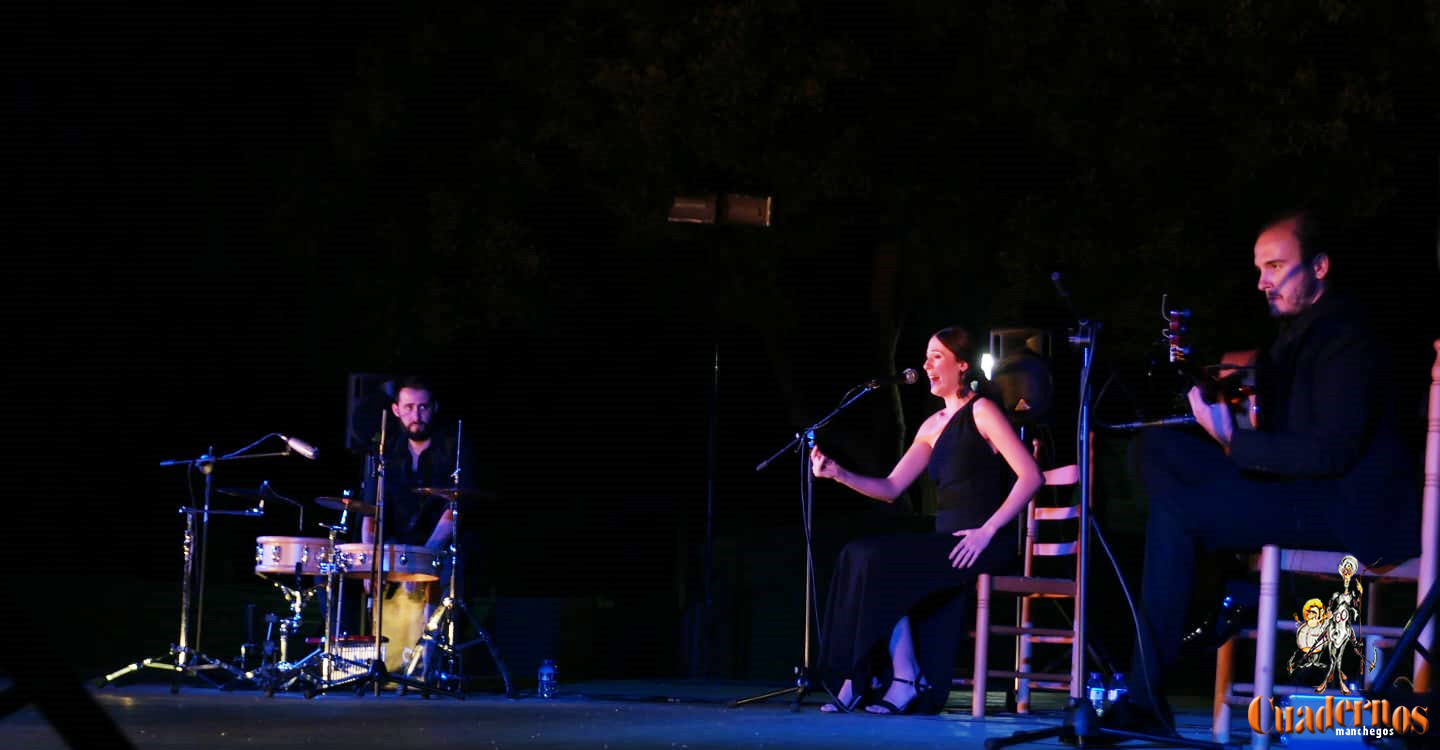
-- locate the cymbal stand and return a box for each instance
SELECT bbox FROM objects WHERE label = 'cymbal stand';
[98,444,288,691]
[728,382,881,710]
[401,420,514,697]
[310,412,449,699]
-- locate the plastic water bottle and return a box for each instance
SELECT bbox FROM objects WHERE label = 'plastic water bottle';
[1086,672,1107,716]
[537,659,558,699]
[1106,672,1128,708]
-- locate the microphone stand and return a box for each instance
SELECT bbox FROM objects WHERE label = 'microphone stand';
[988,286,1219,750]
[727,382,882,710]
[98,442,292,691]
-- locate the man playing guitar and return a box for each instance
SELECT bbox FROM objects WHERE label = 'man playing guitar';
[1117,211,1419,733]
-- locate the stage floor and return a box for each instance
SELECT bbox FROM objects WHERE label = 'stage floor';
[6,679,1237,749]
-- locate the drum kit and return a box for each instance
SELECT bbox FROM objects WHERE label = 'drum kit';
[238,486,502,698]
[97,420,513,699]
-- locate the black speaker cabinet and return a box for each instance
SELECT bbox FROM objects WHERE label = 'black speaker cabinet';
[346,373,397,453]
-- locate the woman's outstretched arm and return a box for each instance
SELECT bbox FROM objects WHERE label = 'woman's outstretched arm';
[810,427,934,503]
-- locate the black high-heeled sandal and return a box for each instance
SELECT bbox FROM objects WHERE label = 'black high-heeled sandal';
[865,676,928,715]
[819,691,863,713]
[819,677,872,713]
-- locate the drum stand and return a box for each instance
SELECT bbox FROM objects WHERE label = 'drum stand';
[269,578,321,672]
[225,566,324,695]
[98,448,281,691]
[305,514,380,693]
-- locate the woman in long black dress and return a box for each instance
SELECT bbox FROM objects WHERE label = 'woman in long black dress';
[811,326,1043,714]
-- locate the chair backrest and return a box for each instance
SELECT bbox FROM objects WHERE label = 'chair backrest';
[1020,461,1081,575]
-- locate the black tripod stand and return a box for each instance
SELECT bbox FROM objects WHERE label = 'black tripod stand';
[987,299,1219,750]
[99,440,295,691]
[399,536,513,698]
[727,378,892,709]
[401,420,515,698]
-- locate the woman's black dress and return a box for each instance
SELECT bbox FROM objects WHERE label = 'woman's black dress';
[818,396,1019,713]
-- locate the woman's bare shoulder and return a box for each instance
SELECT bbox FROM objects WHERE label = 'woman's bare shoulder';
[914,408,949,443]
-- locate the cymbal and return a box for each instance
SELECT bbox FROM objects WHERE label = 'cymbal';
[315,496,378,516]
[219,485,282,500]
[413,486,496,501]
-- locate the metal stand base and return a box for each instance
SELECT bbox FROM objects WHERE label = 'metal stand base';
[96,647,240,693]
[308,658,456,700]
[221,645,324,696]
[725,667,811,710]
[406,597,514,698]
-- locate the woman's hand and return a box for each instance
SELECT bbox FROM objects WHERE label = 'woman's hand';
[810,446,840,479]
[948,526,995,569]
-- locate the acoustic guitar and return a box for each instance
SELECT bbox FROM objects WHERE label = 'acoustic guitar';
[1163,300,1260,430]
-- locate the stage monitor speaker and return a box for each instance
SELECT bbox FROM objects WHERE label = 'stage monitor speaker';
[346,373,397,454]
[988,327,1054,427]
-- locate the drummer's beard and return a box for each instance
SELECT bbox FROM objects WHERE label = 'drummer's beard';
[405,420,432,441]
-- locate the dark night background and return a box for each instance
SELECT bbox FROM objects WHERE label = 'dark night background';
[10,1,1439,693]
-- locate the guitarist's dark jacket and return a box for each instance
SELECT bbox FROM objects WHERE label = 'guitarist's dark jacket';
[1230,291,1419,564]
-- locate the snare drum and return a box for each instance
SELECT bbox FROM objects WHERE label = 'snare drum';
[336,543,440,582]
[254,536,332,576]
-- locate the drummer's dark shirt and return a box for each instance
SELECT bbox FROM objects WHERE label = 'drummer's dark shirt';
[366,433,464,547]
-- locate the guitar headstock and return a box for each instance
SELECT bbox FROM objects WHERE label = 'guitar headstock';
[1162,294,1192,365]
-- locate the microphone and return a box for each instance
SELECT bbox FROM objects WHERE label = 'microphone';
[279,434,319,460]
[865,368,920,389]
[1104,415,1196,431]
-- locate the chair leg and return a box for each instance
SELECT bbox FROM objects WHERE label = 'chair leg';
[1251,545,1279,750]
[973,573,991,718]
[1016,595,1032,714]
[1213,636,1234,743]
[1418,578,1435,693]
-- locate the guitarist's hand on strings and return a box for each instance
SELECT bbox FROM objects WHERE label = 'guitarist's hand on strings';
[1187,385,1236,450]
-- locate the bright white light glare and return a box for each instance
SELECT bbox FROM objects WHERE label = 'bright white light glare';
[980,352,995,380]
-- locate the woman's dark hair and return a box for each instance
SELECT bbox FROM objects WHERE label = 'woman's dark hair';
[930,326,974,367]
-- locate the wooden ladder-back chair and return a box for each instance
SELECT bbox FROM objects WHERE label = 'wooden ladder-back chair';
[970,439,1086,717]
[1212,339,1439,748]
